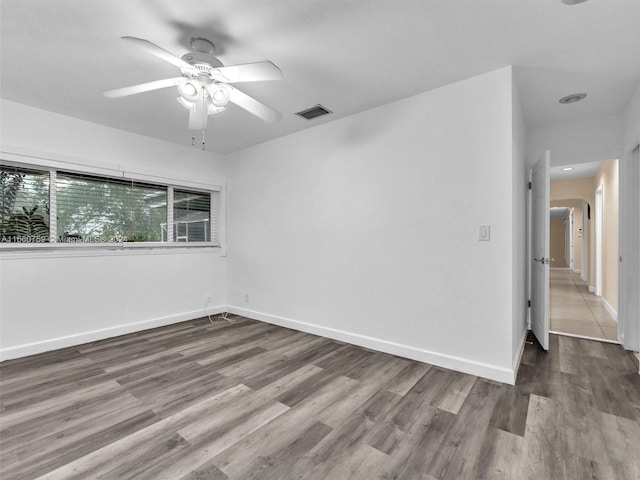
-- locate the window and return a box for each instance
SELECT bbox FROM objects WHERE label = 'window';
[173,189,211,242]
[0,162,220,248]
[57,172,166,243]
[1,166,50,243]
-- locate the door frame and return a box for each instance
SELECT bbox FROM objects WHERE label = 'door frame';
[529,149,639,359]
[595,184,604,297]
[563,217,568,267]
[619,145,640,352]
[569,208,574,271]
[582,201,589,283]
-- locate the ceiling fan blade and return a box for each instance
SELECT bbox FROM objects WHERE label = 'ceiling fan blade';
[189,90,208,130]
[122,36,196,73]
[214,61,282,83]
[103,77,184,98]
[229,86,281,123]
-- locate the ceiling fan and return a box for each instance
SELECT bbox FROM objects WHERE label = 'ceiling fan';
[104,36,282,130]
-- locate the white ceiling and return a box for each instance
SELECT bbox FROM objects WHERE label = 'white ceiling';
[550,159,602,180]
[1,0,639,155]
[550,207,570,220]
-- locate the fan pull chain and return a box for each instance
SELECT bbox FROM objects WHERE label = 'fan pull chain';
[192,136,196,146]
[202,129,206,150]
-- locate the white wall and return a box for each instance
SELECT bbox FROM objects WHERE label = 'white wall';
[225,67,519,383]
[512,79,529,372]
[594,159,620,314]
[527,113,624,167]
[0,100,227,359]
[623,85,640,152]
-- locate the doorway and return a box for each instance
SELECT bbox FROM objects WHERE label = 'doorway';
[547,160,619,342]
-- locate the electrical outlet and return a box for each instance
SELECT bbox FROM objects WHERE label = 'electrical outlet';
[479,225,491,241]
[244,293,249,303]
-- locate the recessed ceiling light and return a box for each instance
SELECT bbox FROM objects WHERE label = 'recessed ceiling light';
[562,167,574,171]
[559,93,587,104]
[562,0,588,4]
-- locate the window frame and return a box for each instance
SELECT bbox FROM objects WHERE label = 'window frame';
[0,156,224,253]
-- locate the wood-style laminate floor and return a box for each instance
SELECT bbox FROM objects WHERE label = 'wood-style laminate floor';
[1,316,639,480]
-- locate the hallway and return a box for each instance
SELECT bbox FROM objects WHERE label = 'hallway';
[550,268,618,342]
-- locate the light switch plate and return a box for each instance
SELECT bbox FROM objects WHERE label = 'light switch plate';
[479,225,491,241]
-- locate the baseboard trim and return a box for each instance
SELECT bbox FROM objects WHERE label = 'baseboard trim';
[601,297,618,322]
[2,305,519,384]
[0,306,226,362]
[589,286,596,293]
[571,268,581,274]
[227,306,516,385]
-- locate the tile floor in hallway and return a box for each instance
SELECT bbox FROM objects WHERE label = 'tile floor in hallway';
[550,268,618,341]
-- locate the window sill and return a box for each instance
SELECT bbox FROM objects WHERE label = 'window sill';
[0,242,225,260]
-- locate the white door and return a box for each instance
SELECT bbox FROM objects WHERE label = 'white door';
[531,151,550,350]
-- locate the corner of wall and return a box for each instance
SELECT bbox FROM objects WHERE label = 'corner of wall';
[511,68,529,369]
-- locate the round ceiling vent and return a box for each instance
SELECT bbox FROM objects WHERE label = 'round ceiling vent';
[559,93,587,104]
[562,0,588,4]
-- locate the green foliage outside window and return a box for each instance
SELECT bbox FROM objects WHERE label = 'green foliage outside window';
[0,169,50,243]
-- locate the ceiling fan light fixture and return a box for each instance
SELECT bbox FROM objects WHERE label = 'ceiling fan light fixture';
[178,96,226,116]
[178,81,199,102]
[176,96,193,110]
[561,167,574,171]
[210,84,231,107]
[207,99,226,115]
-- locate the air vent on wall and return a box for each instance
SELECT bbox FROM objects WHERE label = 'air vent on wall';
[295,104,333,120]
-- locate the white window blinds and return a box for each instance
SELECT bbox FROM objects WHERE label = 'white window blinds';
[173,189,215,243]
[56,172,167,243]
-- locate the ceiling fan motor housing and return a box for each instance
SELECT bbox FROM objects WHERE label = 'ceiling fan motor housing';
[191,37,215,54]
[180,51,224,78]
